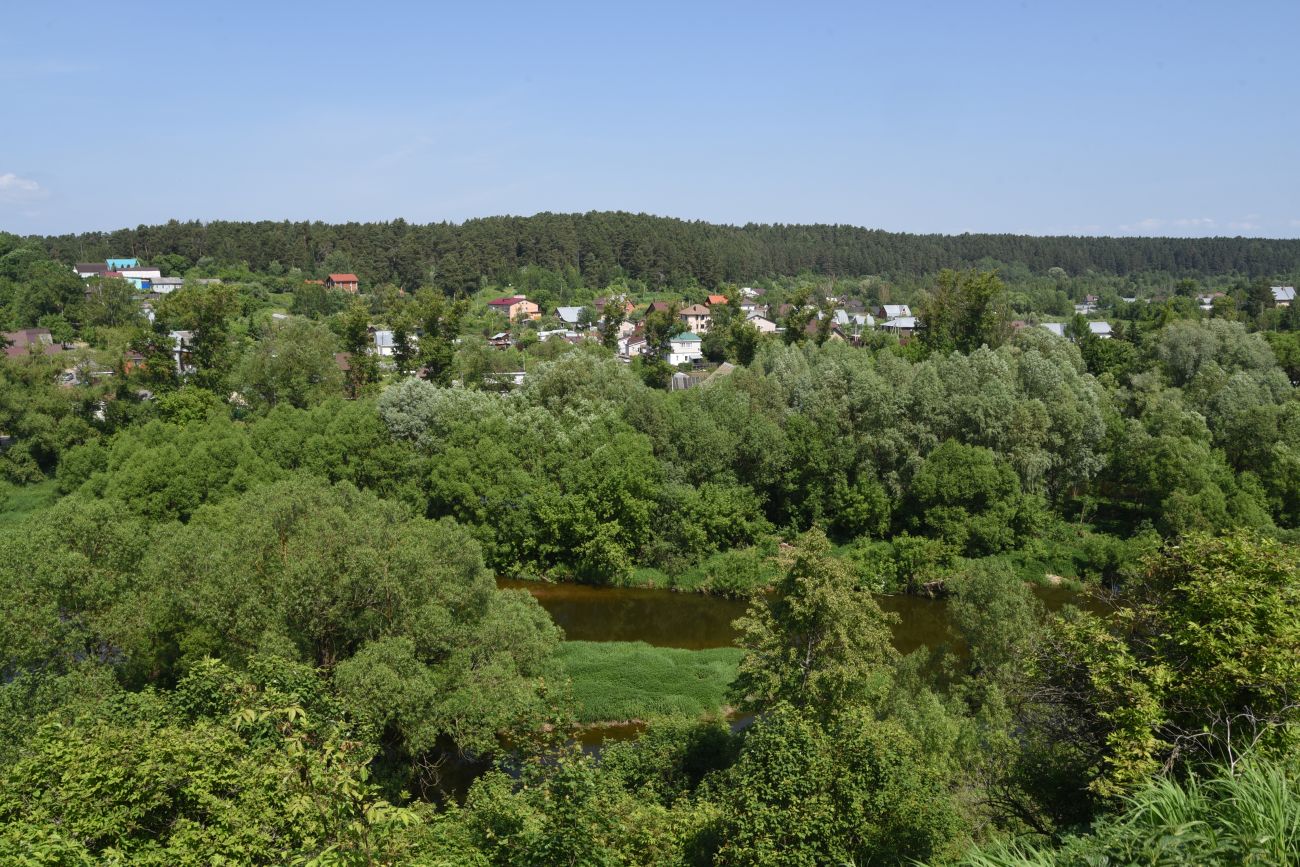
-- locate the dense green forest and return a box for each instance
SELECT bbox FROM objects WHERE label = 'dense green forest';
[1,226,1298,864]
[31,212,1300,290]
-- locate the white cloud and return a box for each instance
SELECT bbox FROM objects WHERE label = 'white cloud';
[0,172,46,203]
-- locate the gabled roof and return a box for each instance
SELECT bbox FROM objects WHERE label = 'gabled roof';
[1273,286,1297,302]
[679,304,711,316]
[882,316,917,329]
[327,273,359,283]
[880,304,911,318]
[1089,321,1113,336]
[75,262,108,274]
[645,300,674,314]
[706,294,728,306]
[488,294,528,307]
[1042,322,1066,336]
[555,306,585,324]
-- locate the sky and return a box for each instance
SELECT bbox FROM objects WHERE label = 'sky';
[2,0,1298,237]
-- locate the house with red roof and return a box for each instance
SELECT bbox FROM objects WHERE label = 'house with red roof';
[326,273,360,293]
[487,294,541,321]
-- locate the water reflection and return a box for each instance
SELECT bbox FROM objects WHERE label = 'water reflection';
[499,578,1105,654]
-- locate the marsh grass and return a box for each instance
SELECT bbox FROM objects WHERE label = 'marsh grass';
[951,753,1300,866]
[557,640,741,723]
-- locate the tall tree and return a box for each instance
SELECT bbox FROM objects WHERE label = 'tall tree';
[730,528,898,719]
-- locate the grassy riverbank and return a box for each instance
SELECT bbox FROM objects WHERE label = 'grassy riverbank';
[557,641,742,723]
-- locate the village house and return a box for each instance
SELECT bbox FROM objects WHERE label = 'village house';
[746,311,778,333]
[169,331,196,375]
[619,329,648,358]
[679,303,712,333]
[487,294,541,321]
[554,306,586,326]
[595,296,635,315]
[833,309,874,332]
[1273,286,1296,307]
[706,294,728,307]
[3,328,63,359]
[115,266,162,290]
[74,262,109,278]
[151,277,185,294]
[326,273,360,293]
[877,303,911,320]
[668,332,703,366]
[881,315,917,342]
[372,330,396,357]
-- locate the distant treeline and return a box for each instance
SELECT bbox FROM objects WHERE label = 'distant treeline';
[30,212,1300,289]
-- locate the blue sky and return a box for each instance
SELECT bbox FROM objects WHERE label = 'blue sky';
[2,0,1298,237]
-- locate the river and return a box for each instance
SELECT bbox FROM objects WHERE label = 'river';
[498,578,1104,655]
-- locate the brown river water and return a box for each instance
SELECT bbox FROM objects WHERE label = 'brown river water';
[497,578,1105,654]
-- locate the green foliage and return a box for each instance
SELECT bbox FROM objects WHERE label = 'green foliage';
[731,529,899,718]
[709,703,967,866]
[949,749,1300,867]
[919,268,1011,353]
[236,316,344,408]
[0,659,434,866]
[908,440,1044,555]
[556,641,741,722]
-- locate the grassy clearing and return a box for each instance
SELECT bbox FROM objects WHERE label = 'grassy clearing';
[0,479,60,530]
[557,640,741,723]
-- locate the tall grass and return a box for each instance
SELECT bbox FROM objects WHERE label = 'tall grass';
[556,640,741,723]
[0,479,60,530]
[948,752,1300,866]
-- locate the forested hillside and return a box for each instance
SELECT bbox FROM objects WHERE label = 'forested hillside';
[33,212,1300,291]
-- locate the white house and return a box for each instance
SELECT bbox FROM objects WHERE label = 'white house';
[746,311,778,333]
[668,332,703,366]
[877,304,911,319]
[1273,286,1296,307]
[881,316,917,339]
[1089,321,1113,339]
[833,309,874,333]
[114,267,162,290]
[619,331,648,357]
[151,277,185,294]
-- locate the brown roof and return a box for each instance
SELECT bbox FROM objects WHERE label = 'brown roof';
[327,273,359,283]
[680,304,711,316]
[706,294,728,306]
[76,262,109,274]
[4,328,62,359]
